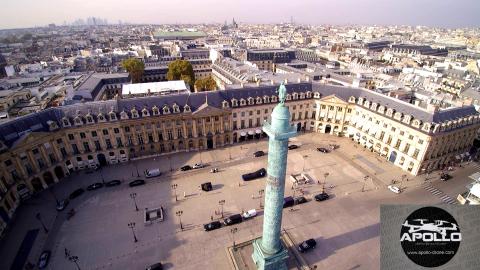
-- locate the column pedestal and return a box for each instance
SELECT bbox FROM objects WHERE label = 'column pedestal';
[252,238,288,270]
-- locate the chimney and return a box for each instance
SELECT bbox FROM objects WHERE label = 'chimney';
[414,100,420,106]
[297,78,301,83]
[305,76,310,82]
[240,82,244,88]
[256,80,260,87]
[284,79,288,84]
[270,80,274,85]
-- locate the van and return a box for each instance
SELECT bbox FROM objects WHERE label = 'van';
[145,168,161,178]
[242,168,267,181]
[201,182,212,191]
[242,209,257,219]
[224,214,243,225]
[283,196,294,208]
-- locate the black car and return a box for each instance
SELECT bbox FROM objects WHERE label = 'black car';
[242,168,267,181]
[253,151,265,157]
[288,144,299,150]
[440,173,452,181]
[204,221,222,231]
[317,147,330,153]
[146,262,163,270]
[180,165,193,171]
[201,182,213,192]
[87,182,104,191]
[283,196,295,208]
[314,192,330,201]
[69,188,85,200]
[129,179,146,187]
[224,214,243,226]
[298,238,317,253]
[56,199,69,211]
[294,196,308,205]
[38,250,51,269]
[105,180,122,187]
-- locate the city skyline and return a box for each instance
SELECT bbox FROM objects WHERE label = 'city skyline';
[0,0,479,30]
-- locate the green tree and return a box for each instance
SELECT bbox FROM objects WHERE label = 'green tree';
[121,58,145,83]
[194,76,217,92]
[167,60,195,87]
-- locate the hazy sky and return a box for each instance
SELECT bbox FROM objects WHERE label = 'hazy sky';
[0,0,479,29]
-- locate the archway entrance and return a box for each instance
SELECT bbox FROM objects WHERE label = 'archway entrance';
[31,178,43,192]
[389,151,398,163]
[233,133,238,143]
[54,166,65,179]
[325,125,332,134]
[97,153,107,166]
[207,133,214,149]
[43,171,54,186]
[296,122,301,132]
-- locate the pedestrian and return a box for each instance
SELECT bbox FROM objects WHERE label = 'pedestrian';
[317,180,320,185]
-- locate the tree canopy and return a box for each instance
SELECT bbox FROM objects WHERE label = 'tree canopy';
[194,76,217,92]
[167,60,195,87]
[121,58,145,83]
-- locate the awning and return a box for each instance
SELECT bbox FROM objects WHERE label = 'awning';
[255,129,262,134]
[248,131,254,135]
[240,132,247,136]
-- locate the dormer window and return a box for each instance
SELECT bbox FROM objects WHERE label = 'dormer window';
[364,100,370,107]
[240,99,246,106]
[348,96,356,103]
[142,108,150,117]
[248,97,254,105]
[163,105,170,114]
[314,92,321,98]
[222,100,229,108]
[131,108,139,118]
[422,123,431,132]
[403,115,412,124]
[120,111,129,120]
[371,103,378,110]
[86,115,94,124]
[386,108,394,117]
[74,116,83,126]
[231,99,238,107]
[299,93,305,99]
[306,91,312,98]
[292,92,298,100]
[109,112,117,121]
[378,106,385,114]
[286,94,292,101]
[394,112,402,120]
[263,96,270,103]
[256,97,262,104]
[184,104,191,112]
[271,96,278,102]
[62,117,71,127]
[152,106,159,116]
[172,103,180,113]
[412,120,421,128]
[357,97,364,105]
[98,113,106,122]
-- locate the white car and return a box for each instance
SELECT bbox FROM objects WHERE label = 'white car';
[388,185,401,194]
[193,163,205,169]
[242,209,257,219]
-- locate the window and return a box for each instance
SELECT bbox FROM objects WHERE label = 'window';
[408,135,414,140]
[394,140,401,149]
[413,149,420,159]
[37,159,45,169]
[105,139,113,149]
[114,128,120,134]
[249,111,253,116]
[124,126,130,132]
[403,143,410,154]
[347,108,352,113]
[68,134,74,140]
[72,144,79,155]
[338,107,343,112]
[32,148,39,155]
[94,141,101,151]
[127,136,133,146]
[60,147,67,158]
[233,113,237,118]
[116,137,123,147]
[400,131,405,136]
[4,160,12,166]
[83,142,91,152]
[49,153,56,163]
[56,138,63,144]
[91,131,97,137]
[241,112,245,117]
[103,129,109,135]
[418,139,424,144]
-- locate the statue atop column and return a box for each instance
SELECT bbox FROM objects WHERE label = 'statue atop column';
[277,83,287,104]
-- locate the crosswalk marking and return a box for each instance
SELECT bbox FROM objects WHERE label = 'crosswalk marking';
[423,184,457,205]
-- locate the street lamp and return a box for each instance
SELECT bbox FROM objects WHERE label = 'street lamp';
[362,176,369,192]
[134,161,140,178]
[323,172,329,193]
[127,222,138,242]
[218,200,225,218]
[171,184,178,201]
[35,213,48,233]
[302,155,308,172]
[48,187,59,205]
[231,227,238,250]
[176,210,184,230]
[99,167,105,184]
[67,254,81,270]
[168,156,173,172]
[258,189,264,208]
[129,193,139,211]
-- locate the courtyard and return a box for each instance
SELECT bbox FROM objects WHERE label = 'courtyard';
[0,133,476,270]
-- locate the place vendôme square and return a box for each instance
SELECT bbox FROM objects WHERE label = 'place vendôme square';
[0,1,480,270]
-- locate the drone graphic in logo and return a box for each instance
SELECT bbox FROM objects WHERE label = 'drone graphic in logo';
[402,219,459,237]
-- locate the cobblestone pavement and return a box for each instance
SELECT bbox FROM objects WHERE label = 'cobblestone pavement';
[1,132,476,270]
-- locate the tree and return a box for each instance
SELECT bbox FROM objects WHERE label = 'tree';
[167,60,195,87]
[194,76,217,92]
[122,58,145,83]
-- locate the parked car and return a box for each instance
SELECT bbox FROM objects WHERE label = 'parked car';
[56,199,69,211]
[193,163,206,169]
[224,214,243,226]
[288,144,299,150]
[105,180,122,187]
[253,151,265,157]
[388,185,401,194]
[146,262,163,270]
[204,221,222,231]
[145,168,161,178]
[129,179,146,187]
[242,209,257,219]
[317,147,330,153]
[180,165,192,171]
[69,188,85,200]
[440,173,452,181]
[283,196,295,208]
[38,250,51,269]
[87,182,104,191]
[201,182,213,192]
[242,168,267,181]
[314,192,330,201]
[294,196,308,205]
[298,239,317,253]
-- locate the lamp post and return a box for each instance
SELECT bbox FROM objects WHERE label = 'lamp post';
[218,200,225,218]
[302,154,308,172]
[129,193,139,211]
[323,172,329,192]
[48,187,59,205]
[127,222,138,242]
[231,227,238,250]
[362,176,368,192]
[168,156,173,172]
[67,254,81,270]
[35,213,48,233]
[171,184,178,201]
[99,167,105,184]
[176,210,183,230]
[134,161,140,178]
[258,189,264,208]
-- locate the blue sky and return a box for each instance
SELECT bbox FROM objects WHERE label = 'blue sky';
[0,0,479,29]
